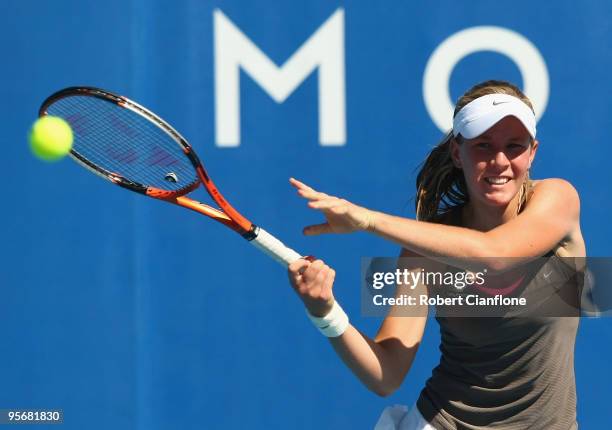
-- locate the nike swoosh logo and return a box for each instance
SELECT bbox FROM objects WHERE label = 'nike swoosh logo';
[492,100,510,106]
[543,271,553,279]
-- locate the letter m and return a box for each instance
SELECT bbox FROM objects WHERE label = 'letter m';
[214,8,346,147]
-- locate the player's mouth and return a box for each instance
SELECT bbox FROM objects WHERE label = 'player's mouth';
[484,176,511,185]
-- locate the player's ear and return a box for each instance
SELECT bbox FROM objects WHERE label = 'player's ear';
[450,136,462,169]
[528,139,539,167]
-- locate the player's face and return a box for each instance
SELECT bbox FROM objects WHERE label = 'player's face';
[452,116,538,209]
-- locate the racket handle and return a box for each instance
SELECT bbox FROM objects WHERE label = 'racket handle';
[250,227,303,266]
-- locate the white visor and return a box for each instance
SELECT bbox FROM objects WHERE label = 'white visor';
[452,93,536,139]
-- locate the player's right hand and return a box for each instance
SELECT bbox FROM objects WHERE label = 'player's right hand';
[288,258,336,317]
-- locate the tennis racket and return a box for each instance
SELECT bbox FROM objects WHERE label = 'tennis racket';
[39,86,305,266]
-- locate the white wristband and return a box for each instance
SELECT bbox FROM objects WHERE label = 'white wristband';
[306,301,350,338]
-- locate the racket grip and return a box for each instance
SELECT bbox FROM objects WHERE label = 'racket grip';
[250,227,303,266]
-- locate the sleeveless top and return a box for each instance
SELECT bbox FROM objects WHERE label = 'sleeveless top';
[416,206,581,429]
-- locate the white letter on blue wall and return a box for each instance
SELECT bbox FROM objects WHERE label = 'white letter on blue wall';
[423,26,549,133]
[214,8,346,147]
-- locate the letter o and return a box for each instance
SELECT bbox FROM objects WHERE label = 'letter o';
[423,26,549,133]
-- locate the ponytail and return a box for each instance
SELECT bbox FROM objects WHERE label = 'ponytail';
[415,132,468,221]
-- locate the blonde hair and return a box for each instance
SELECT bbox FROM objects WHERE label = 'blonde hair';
[415,80,535,222]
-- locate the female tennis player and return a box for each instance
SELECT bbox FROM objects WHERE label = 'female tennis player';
[287,80,584,429]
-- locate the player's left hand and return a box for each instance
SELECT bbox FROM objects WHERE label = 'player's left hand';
[289,177,374,235]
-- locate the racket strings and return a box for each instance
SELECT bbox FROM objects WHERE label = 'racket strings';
[46,95,198,192]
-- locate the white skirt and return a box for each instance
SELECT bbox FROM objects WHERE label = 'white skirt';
[374,404,437,430]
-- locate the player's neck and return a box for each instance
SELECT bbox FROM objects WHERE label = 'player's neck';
[462,198,519,232]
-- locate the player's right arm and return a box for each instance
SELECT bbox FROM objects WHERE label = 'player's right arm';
[288,249,429,397]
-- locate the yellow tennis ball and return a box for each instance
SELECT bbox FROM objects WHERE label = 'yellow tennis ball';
[29,116,74,161]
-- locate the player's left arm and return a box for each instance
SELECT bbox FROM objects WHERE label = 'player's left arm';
[371,179,579,270]
[293,178,580,271]
[483,178,580,259]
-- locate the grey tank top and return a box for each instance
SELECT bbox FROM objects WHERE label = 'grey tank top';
[416,252,581,429]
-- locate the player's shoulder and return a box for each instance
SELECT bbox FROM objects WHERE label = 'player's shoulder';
[527,178,580,219]
[530,178,580,201]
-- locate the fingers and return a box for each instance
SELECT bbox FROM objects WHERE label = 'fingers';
[290,177,330,201]
[291,259,327,286]
[301,259,324,282]
[301,260,332,296]
[308,198,345,210]
[303,223,333,236]
[288,258,310,276]
[320,267,336,302]
[289,177,312,191]
[288,259,336,316]
[298,188,329,201]
[290,178,357,234]
[288,257,313,284]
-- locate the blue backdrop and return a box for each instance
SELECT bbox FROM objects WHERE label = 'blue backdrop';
[2,1,611,428]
